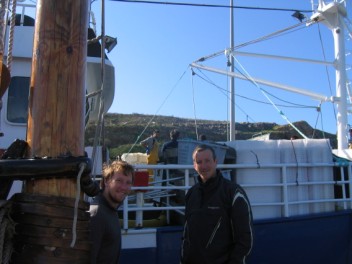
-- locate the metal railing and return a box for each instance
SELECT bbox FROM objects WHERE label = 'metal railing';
[121,161,352,230]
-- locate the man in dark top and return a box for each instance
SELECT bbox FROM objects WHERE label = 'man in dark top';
[161,129,180,164]
[181,144,253,264]
[89,160,135,264]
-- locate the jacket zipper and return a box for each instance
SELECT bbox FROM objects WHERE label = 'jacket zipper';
[206,217,222,248]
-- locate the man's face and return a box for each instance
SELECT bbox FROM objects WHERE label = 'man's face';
[104,171,133,205]
[193,149,217,183]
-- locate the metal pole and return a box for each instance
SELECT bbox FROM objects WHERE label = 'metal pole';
[335,21,348,150]
[313,2,349,149]
[229,0,235,140]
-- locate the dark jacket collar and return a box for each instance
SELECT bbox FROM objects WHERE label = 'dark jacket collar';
[197,170,222,191]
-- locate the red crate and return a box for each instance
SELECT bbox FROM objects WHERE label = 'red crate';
[133,171,149,192]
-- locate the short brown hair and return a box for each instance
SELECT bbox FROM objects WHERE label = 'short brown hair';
[192,144,216,161]
[100,160,135,188]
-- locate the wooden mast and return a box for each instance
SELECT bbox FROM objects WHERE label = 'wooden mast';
[25,0,88,197]
[9,1,91,261]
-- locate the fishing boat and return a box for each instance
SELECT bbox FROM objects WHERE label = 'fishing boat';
[0,0,351,264]
[118,1,352,264]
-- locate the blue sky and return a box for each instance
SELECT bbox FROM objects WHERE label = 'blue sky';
[91,0,352,135]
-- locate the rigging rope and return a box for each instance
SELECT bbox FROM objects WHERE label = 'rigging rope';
[312,104,322,138]
[192,65,328,140]
[90,0,106,181]
[0,0,8,57]
[232,55,309,139]
[70,163,85,248]
[190,14,335,138]
[194,21,307,63]
[317,23,336,124]
[127,67,188,154]
[192,66,258,138]
[113,0,313,13]
[91,83,104,180]
[6,0,16,72]
[0,2,13,260]
[0,0,8,135]
[289,139,300,185]
[192,67,317,117]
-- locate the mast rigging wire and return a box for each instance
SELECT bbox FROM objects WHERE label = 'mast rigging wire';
[192,68,257,123]
[189,13,339,136]
[232,55,308,139]
[191,65,329,138]
[316,23,337,124]
[91,0,106,180]
[108,0,348,139]
[194,21,308,63]
[112,0,313,13]
[192,68,318,110]
[127,67,188,154]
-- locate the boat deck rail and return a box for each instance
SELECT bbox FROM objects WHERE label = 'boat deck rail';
[120,161,352,230]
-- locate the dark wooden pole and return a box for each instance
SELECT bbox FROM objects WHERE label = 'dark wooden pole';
[10,2,91,262]
[26,0,88,197]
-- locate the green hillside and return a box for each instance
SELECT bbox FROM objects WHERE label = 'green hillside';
[85,113,337,159]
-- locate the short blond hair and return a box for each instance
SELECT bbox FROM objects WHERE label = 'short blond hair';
[100,160,135,189]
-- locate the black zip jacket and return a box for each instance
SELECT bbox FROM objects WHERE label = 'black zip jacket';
[181,170,253,264]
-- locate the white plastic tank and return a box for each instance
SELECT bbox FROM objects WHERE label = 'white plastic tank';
[226,140,282,219]
[305,139,334,213]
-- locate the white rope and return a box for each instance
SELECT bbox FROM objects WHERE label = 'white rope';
[70,163,86,248]
[0,0,9,56]
[6,0,17,72]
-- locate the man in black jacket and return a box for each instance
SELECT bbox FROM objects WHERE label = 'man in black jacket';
[181,144,253,264]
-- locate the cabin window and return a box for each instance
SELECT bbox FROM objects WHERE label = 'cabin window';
[7,77,29,124]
